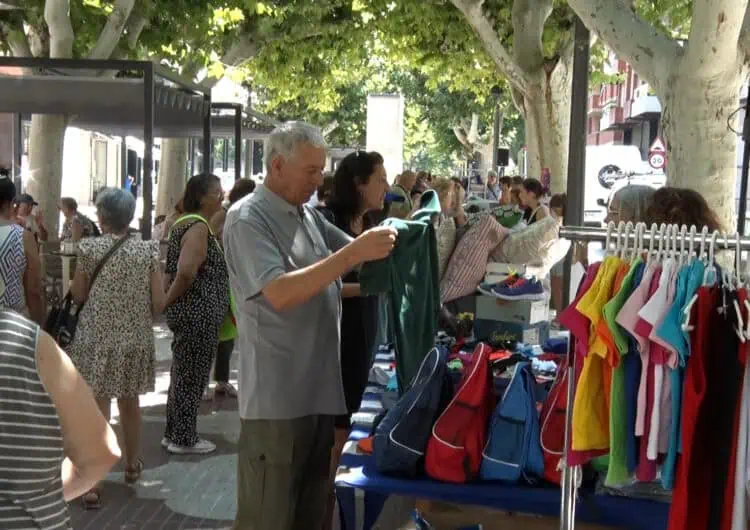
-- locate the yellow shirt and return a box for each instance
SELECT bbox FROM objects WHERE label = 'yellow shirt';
[571,256,621,451]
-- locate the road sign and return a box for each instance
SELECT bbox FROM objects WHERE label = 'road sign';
[648,136,666,169]
[648,151,666,170]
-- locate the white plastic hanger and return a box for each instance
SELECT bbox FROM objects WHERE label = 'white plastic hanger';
[615,221,626,258]
[683,227,714,333]
[679,225,688,266]
[647,223,658,266]
[619,222,632,260]
[687,225,697,264]
[722,233,733,287]
[605,222,616,256]
[634,223,645,264]
[656,224,668,263]
[702,230,720,285]
[699,226,709,262]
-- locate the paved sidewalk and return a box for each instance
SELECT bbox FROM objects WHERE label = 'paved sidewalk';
[69,324,239,530]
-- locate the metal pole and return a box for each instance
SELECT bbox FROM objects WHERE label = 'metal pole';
[13,113,22,188]
[234,105,242,181]
[492,104,500,172]
[202,95,212,173]
[737,99,750,235]
[120,136,127,188]
[142,64,154,240]
[559,15,590,530]
[189,138,195,177]
[562,16,591,308]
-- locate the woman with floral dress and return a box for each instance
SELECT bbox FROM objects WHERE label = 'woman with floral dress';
[163,173,230,455]
[68,188,164,509]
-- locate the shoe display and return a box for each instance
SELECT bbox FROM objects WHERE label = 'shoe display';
[477,274,520,296]
[490,277,546,301]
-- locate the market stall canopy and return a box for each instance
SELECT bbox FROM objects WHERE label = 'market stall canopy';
[0,60,211,139]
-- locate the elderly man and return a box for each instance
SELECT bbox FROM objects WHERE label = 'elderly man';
[223,121,397,530]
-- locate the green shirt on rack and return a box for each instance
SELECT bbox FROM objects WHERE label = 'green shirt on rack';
[604,258,642,486]
[359,190,441,392]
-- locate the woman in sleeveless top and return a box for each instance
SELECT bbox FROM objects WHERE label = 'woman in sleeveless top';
[67,188,165,508]
[163,174,230,455]
[519,177,549,226]
[206,178,255,399]
[0,177,44,324]
[0,311,120,530]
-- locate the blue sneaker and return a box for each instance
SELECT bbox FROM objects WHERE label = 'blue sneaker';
[491,277,546,301]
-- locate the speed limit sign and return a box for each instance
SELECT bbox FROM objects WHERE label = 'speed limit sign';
[648,137,666,169]
[648,151,665,170]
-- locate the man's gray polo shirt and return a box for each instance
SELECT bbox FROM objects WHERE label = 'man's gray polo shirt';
[223,185,352,420]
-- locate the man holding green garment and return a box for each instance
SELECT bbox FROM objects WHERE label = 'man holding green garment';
[223,121,397,530]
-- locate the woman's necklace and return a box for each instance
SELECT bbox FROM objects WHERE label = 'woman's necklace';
[350,216,364,236]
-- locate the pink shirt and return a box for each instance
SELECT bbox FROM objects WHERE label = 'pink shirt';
[616,263,659,355]
[634,268,662,437]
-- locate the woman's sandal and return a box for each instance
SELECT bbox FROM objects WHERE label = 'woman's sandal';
[81,489,101,510]
[124,458,144,485]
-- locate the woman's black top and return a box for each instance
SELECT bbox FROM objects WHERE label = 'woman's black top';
[318,204,380,422]
[523,205,543,225]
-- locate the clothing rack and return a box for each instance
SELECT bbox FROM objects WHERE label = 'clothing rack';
[556,223,750,530]
[560,225,750,251]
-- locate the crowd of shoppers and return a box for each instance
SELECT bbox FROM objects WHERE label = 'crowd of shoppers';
[0,120,731,530]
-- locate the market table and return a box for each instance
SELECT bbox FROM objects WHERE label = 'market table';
[334,347,670,530]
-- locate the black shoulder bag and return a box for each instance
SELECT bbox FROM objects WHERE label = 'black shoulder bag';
[45,235,131,347]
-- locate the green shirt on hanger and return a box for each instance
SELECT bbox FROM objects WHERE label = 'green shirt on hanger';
[604,258,642,486]
[359,190,441,392]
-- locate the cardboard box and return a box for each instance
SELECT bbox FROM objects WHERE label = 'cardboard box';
[474,319,550,346]
[414,500,613,530]
[475,295,549,326]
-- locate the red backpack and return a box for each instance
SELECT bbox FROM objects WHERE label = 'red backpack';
[425,343,493,483]
[539,354,570,485]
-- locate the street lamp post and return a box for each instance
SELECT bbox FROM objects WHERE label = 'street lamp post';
[491,85,503,173]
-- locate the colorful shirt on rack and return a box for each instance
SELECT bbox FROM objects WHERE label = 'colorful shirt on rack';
[622,263,646,474]
[572,256,621,451]
[655,262,692,490]
[730,290,750,530]
[604,259,642,486]
[635,268,662,482]
[726,288,748,530]
[648,262,680,460]
[668,286,718,530]
[559,262,609,466]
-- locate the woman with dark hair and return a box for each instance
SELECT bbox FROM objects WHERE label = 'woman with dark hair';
[318,151,388,514]
[0,176,44,324]
[644,187,723,231]
[519,178,549,225]
[162,173,230,455]
[205,178,256,399]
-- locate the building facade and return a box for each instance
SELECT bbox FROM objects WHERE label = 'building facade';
[587,53,662,160]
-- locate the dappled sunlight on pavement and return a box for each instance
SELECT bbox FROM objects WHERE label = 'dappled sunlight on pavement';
[69,323,239,530]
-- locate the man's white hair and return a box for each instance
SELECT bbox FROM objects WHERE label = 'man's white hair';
[264,121,327,174]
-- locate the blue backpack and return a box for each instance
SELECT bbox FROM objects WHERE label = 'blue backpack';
[374,346,449,477]
[479,362,544,483]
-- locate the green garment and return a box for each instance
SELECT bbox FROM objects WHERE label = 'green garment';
[603,258,642,486]
[360,190,441,392]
